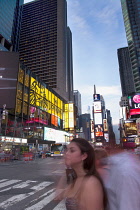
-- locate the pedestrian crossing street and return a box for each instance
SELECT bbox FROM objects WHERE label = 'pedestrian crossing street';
[0,178,66,210]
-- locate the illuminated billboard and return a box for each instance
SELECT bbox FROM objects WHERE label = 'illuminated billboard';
[128,94,140,115]
[104,133,109,142]
[136,118,140,136]
[64,103,74,130]
[93,94,100,101]
[124,121,137,136]
[94,124,103,137]
[44,127,71,143]
[30,77,63,119]
[94,113,102,125]
[91,120,94,133]
[94,101,101,113]
[103,119,108,132]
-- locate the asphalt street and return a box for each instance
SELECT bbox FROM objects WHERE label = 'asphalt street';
[0,157,66,210]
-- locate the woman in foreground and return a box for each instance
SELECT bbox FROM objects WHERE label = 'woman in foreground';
[56,138,107,210]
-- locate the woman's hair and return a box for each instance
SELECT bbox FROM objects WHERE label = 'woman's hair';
[71,138,96,175]
[70,138,108,208]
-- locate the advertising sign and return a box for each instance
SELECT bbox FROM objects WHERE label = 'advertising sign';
[94,124,103,137]
[91,120,94,133]
[30,77,63,119]
[104,133,109,142]
[93,94,100,101]
[64,103,74,130]
[94,101,101,113]
[128,94,140,115]
[136,118,140,136]
[94,113,102,125]
[44,127,71,143]
[103,119,108,132]
[95,136,103,142]
[124,121,137,136]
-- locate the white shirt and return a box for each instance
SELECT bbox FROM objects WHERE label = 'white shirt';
[106,152,140,210]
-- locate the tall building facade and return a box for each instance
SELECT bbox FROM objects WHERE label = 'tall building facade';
[67,27,74,102]
[120,0,140,92]
[19,0,73,102]
[0,0,23,51]
[73,90,82,117]
[117,47,135,96]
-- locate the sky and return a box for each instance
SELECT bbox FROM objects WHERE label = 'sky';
[24,0,128,140]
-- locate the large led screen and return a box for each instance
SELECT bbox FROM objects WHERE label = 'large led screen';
[94,124,103,137]
[44,127,70,143]
[94,113,102,125]
[94,101,101,113]
[128,94,140,115]
[93,94,100,101]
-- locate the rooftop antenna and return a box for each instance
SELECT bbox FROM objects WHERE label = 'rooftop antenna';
[94,84,96,94]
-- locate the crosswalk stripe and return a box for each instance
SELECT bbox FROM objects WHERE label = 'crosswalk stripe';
[53,200,66,210]
[24,188,55,210]
[0,180,37,192]
[25,191,55,210]
[0,181,53,209]
[0,179,8,183]
[31,181,53,190]
[0,179,21,189]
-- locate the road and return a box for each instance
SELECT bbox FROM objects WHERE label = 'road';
[0,157,66,210]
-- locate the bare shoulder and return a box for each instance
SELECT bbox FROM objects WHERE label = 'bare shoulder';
[85,176,102,185]
[80,176,104,209]
[83,176,103,192]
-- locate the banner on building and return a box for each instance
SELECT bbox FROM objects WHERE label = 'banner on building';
[103,119,108,132]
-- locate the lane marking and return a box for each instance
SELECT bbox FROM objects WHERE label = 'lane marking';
[53,200,66,210]
[0,180,21,189]
[25,190,55,210]
[52,170,64,174]
[31,181,53,190]
[25,188,55,209]
[0,179,8,183]
[0,180,37,192]
[0,181,53,209]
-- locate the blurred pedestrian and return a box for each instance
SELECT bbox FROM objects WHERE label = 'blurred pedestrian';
[94,148,109,185]
[55,138,107,210]
[106,151,140,210]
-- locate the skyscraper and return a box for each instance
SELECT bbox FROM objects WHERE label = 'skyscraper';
[0,0,23,51]
[118,47,135,96]
[73,90,82,117]
[120,0,140,92]
[19,0,73,102]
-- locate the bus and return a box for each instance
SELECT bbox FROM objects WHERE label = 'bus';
[50,143,68,157]
[122,136,136,149]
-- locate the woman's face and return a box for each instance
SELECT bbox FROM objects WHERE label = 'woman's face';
[65,142,86,168]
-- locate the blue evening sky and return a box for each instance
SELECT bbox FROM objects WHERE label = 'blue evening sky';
[24,0,127,138]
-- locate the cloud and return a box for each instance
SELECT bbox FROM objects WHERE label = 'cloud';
[90,4,120,29]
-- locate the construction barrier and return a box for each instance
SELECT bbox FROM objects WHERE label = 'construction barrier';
[23,152,33,161]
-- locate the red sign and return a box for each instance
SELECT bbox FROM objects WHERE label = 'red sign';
[130,109,140,115]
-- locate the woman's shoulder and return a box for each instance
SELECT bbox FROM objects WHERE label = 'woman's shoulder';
[83,176,103,191]
[85,175,101,183]
[81,176,104,204]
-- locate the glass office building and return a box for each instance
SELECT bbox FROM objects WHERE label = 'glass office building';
[19,0,73,102]
[0,0,23,51]
[118,47,135,96]
[120,0,140,92]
